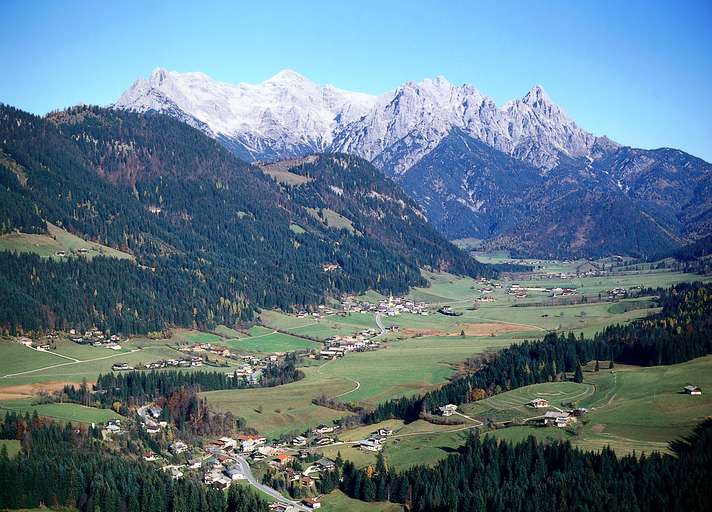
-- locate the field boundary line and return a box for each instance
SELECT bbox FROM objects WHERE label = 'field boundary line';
[27,345,80,363]
[2,348,141,379]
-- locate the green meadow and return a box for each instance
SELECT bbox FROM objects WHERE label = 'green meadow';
[0,222,133,261]
[458,356,712,455]
[0,398,122,424]
[0,439,22,457]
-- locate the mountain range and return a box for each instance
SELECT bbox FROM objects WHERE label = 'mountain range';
[115,69,712,258]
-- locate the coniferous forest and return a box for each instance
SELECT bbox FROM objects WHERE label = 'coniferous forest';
[339,421,712,511]
[65,354,303,407]
[0,104,493,336]
[0,414,268,512]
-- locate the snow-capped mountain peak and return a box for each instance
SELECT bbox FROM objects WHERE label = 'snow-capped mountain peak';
[114,68,607,170]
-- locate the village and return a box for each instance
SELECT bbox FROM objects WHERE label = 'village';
[92,403,404,511]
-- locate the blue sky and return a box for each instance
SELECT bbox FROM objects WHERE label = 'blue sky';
[2,0,711,160]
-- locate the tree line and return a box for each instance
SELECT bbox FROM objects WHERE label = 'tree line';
[340,420,712,511]
[64,354,303,407]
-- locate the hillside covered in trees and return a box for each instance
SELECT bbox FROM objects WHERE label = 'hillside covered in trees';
[0,104,491,335]
[340,420,712,511]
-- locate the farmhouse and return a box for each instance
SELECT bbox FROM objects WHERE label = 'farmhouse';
[302,497,321,510]
[684,385,702,395]
[224,467,245,480]
[170,441,188,454]
[438,404,458,417]
[543,411,576,428]
[111,362,132,371]
[312,425,335,435]
[359,438,384,452]
[315,458,336,471]
[528,398,550,408]
[292,435,307,446]
[238,434,266,452]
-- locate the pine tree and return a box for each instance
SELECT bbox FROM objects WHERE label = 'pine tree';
[574,362,583,383]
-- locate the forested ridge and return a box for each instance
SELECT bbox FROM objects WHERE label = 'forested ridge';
[0,104,491,335]
[281,153,493,277]
[365,282,712,422]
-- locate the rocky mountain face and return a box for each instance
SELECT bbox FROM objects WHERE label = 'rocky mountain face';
[114,69,712,258]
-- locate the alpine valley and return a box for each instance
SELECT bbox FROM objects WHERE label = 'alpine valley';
[116,69,712,259]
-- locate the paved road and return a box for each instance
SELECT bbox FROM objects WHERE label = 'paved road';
[231,454,308,511]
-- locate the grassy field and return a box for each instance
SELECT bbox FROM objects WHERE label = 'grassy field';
[461,381,594,423]
[0,222,133,260]
[315,335,516,406]
[227,327,321,353]
[0,439,22,457]
[0,339,185,386]
[315,419,476,471]
[458,356,712,454]
[0,398,123,424]
[318,356,712,472]
[202,367,354,439]
[320,490,401,512]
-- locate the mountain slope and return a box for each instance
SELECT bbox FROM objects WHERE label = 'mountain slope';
[113,69,712,258]
[260,153,490,276]
[399,129,542,240]
[0,104,488,334]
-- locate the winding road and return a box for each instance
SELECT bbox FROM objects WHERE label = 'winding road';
[231,454,308,510]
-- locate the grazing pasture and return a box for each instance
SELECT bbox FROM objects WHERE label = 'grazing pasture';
[0,398,122,424]
[0,222,133,260]
[458,356,712,454]
[201,368,353,439]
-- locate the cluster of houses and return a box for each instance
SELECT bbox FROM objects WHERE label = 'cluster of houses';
[297,304,337,319]
[111,356,204,372]
[178,342,233,359]
[141,429,336,510]
[139,404,168,434]
[16,328,124,351]
[550,287,577,297]
[291,424,340,447]
[506,283,577,299]
[438,404,458,417]
[225,353,286,384]
[336,294,429,317]
[526,398,586,428]
[356,427,393,452]
[319,331,383,360]
[70,329,124,350]
[17,336,51,350]
[606,286,642,300]
[54,247,91,258]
